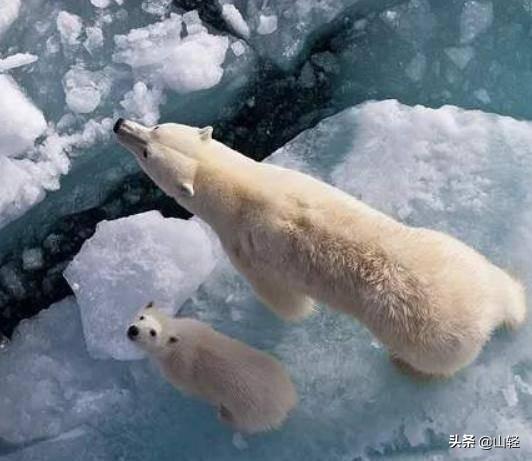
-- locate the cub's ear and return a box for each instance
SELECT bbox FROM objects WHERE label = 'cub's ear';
[198,126,213,141]
[179,183,194,197]
[145,301,154,309]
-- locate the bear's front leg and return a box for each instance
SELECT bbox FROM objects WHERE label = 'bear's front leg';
[248,273,316,321]
[225,245,316,321]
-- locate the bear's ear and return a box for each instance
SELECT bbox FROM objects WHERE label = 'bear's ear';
[198,126,213,142]
[145,301,154,309]
[179,183,194,197]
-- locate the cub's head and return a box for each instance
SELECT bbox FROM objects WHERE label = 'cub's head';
[114,118,213,200]
[126,302,179,355]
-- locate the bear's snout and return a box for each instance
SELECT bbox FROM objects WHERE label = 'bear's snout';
[113,118,125,133]
[127,325,139,340]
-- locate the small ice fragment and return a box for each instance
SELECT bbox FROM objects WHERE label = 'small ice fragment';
[142,0,172,16]
[231,40,246,57]
[22,248,44,271]
[56,11,83,46]
[461,1,493,44]
[257,14,278,35]
[0,332,8,351]
[405,53,427,82]
[90,0,111,8]
[84,26,104,53]
[221,3,250,39]
[232,432,248,450]
[0,53,38,72]
[0,0,21,37]
[474,88,491,104]
[502,384,519,407]
[120,81,163,126]
[445,46,475,70]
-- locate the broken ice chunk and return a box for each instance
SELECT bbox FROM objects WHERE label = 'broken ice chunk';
[56,11,83,47]
[64,211,218,360]
[22,247,44,271]
[120,81,163,126]
[257,14,278,35]
[0,53,38,72]
[221,3,250,39]
[0,75,46,157]
[0,0,21,38]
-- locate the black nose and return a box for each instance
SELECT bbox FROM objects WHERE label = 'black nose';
[127,325,139,339]
[113,118,125,133]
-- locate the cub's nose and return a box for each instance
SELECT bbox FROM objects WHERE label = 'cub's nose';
[113,118,125,133]
[127,325,139,340]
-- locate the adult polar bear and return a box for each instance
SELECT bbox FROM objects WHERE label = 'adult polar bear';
[114,118,526,377]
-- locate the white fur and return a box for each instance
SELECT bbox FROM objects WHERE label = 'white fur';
[116,120,527,377]
[128,305,298,433]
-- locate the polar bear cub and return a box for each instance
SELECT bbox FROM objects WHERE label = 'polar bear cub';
[115,118,527,378]
[127,303,298,433]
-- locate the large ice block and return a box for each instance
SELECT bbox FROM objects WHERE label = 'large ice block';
[64,211,218,360]
[0,297,132,445]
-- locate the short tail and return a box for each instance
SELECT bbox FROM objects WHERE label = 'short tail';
[503,276,527,330]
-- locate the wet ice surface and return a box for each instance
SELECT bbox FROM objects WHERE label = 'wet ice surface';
[1,100,531,460]
[64,211,217,360]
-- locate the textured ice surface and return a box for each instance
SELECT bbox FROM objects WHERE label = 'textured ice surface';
[0,297,132,445]
[64,211,218,360]
[4,100,531,460]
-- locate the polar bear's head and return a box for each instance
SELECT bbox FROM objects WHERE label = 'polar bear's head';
[126,302,180,355]
[114,118,213,200]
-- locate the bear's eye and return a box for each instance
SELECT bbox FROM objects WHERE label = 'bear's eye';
[150,329,156,337]
[142,148,149,159]
[168,336,178,344]
[139,316,145,321]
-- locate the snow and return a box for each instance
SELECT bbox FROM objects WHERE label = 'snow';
[0,75,46,158]
[0,0,20,38]
[221,3,250,39]
[0,53,38,72]
[64,211,218,360]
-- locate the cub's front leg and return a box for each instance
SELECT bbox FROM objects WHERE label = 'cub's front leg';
[224,242,316,321]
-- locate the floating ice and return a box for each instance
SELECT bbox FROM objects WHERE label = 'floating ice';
[256,14,278,35]
[63,66,111,114]
[0,0,20,38]
[22,247,44,271]
[0,75,46,158]
[460,0,494,44]
[221,3,250,39]
[56,11,83,47]
[64,211,218,360]
[0,298,132,445]
[113,13,229,94]
[0,53,38,72]
[120,81,164,126]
